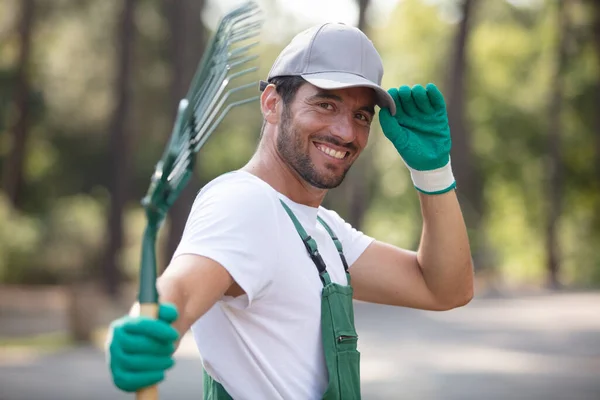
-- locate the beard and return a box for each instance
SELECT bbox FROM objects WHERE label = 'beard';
[276,106,354,189]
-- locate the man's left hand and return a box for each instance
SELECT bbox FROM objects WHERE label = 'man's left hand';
[379,83,456,195]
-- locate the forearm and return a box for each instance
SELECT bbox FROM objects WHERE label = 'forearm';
[417,190,474,307]
[126,280,189,351]
[156,275,193,345]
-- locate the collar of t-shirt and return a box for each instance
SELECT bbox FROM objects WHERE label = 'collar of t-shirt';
[234,170,322,229]
[277,192,320,229]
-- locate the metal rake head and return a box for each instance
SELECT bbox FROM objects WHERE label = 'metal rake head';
[141,1,262,222]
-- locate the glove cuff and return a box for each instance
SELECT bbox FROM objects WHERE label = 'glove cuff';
[407,159,456,195]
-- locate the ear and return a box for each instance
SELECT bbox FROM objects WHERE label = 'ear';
[260,84,280,125]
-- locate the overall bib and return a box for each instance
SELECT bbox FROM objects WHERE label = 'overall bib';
[203,200,361,399]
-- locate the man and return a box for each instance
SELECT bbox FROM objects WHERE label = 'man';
[106,23,473,399]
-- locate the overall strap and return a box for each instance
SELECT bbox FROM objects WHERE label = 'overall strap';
[280,200,352,285]
[280,200,331,285]
[316,216,349,273]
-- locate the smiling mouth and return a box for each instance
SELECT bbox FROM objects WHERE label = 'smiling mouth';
[314,143,349,160]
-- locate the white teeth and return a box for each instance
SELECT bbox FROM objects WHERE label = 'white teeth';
[317,144,346,160]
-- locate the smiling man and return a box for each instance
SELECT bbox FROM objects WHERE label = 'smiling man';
[107,23,474,400]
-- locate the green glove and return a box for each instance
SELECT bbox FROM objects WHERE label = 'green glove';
[107,303,180,392]
[379,83,456,195]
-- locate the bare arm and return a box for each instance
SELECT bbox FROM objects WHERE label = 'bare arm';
[350,190,474,311]
[155,254,236,348]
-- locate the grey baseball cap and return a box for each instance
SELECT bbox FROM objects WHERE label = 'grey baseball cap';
[260,22,396,116]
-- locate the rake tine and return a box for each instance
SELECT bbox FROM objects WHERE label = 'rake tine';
[232,21,263,36]
[168,151,192,184]
[184,21,239,99]
[191,68,222,106]
[170,70,257,170]
[188,43,250,105]
[229,5,261,25]
[216,33,260,64]
[229,28,262,44]
[194,96,260,152]
[228,54,260,70]
[158,1,263,190]
[166,85,258,204]
[225,14,262,40]
[229,41,260,58]
[192,80,257,143]
[170,71,230,170]
[189,51,257,115]
[171,83,258,178]
[231,25,262,39]
[192,64,256,124]
[167,154,192,187]
[190,53,234,100]
[191,67,230,120]
[186,31,229,93]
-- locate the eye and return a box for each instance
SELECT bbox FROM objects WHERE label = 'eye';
[355,112,372,125]
[318,102,334,110]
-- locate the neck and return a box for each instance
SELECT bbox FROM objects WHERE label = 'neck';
[242,140,327,208]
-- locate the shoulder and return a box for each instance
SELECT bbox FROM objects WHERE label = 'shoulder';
[174,171,283,306]
[316,206,352,234]
[184,171,282,235]
[193,170,280,214]
[317,205,374,265]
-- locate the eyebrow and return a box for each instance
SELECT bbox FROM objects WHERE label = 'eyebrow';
[307,91,376,116]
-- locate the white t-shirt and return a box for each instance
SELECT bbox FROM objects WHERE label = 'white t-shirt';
[172,170,374,400]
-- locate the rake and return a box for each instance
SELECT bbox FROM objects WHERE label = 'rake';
[136,2,263,399]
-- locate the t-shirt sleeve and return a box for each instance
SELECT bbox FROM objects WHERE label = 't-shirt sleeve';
[322,209,375,267]
[171,178,280,308]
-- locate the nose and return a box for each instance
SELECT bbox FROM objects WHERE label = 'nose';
[329,113,357,144]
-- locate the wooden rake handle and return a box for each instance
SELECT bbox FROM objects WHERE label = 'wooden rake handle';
[136,303,159,400]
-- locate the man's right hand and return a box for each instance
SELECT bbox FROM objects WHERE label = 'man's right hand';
[107,303,180,392]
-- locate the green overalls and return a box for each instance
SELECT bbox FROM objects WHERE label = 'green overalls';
[203,200,361,399]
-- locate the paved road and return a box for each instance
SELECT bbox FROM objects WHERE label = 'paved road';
[2,292,600,400]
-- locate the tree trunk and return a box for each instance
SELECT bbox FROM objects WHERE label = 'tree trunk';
[103,0,136,296]
[164,0,207,266]
[67,282,96,343]
[2,0,34,209]
[546,0,569,289]
[446,0,485,268]
[333,0,372,230]
[357,0,369,32]
[592,0,600,182]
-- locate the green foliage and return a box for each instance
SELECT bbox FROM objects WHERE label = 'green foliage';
[1,0,599,289]
[0,194,42,282]
[40,194,106,281]
[0,193,105,284]
[365,0,600,286]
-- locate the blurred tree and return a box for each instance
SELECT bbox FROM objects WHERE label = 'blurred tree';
[357,0,369,31]
[583,0,600,283]
[346,0,373,231]
[0,0,598,291]
[545,0,569,289]
[163,0,207,265]
[445,0,486,269]
[103,0,137,296]
[2,0,34,209]
[329,0,374,230]
[366,0,454,252]
[593,0,600,181]
[464,1,550,284]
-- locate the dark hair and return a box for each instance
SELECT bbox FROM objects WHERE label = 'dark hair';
[258,75,306,140]
[265,75,307,105]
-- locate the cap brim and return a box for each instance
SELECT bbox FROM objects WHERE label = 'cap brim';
[301,72,396,116]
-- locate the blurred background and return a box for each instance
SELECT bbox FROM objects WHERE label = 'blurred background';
[1,0,599,399]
